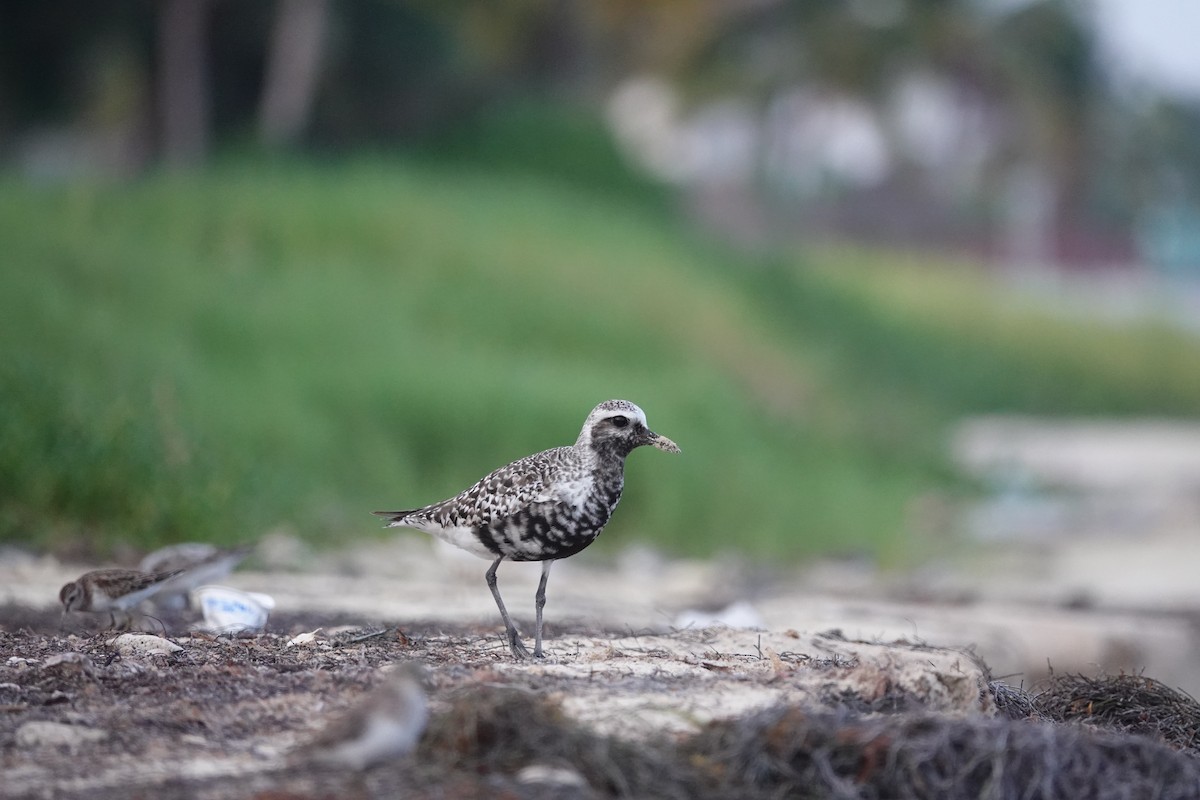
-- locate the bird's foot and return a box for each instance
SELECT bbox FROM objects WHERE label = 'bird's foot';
[106,612,132,631]
[507,631,532,660]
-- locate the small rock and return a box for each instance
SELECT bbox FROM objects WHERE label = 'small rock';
[107,633,183,658]
[251,741,287,759]
[286,629,322,647]
[16,720,108,751]
[516,763,589,789]
[44,652,96,676]
[673,600,765,630]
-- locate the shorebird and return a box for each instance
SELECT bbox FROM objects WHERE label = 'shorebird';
[58,567,185,629]
[374,399,680,660]
[138,543,253,610]
[298,661,428,770]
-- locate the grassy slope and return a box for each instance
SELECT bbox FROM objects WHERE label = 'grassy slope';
[2,158,1197,562]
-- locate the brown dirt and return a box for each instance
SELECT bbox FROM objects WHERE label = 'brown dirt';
[5,538,1200,799]
[0,600,993,800]
[4,603,1200,799]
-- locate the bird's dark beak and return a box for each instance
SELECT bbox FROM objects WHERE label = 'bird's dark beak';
[646,430,681,454]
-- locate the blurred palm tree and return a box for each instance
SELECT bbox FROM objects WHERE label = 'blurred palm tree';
[1,0,1195,253]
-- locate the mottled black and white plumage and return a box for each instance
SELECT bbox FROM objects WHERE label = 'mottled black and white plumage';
[374,399,680,659]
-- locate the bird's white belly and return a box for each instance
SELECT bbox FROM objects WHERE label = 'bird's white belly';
[411,522,496,560]
[88,588,117,611]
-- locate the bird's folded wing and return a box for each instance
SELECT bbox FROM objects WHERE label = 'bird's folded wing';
[373,447,581,527]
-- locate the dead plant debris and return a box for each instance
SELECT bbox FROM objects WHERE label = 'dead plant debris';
[3,603,1200,799]
[1034,672,1200,756]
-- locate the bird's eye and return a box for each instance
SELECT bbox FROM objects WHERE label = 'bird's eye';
[611,415,629,428]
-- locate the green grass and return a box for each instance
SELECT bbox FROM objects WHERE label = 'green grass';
[2,157,1198,563]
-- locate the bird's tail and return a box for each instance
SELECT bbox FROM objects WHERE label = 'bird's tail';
[372,509,422,527]
[153,568,188,582]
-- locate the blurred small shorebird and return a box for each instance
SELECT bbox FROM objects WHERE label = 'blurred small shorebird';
[298,661,428,771]
[374,399,680,660]
[59,567,185,629]
[138,543,253,610]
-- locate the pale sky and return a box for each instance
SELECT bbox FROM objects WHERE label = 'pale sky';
[983,0,1200,100]
[1091,0,1200,99]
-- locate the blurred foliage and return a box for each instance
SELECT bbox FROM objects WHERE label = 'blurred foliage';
[3,156,1200,562]
[3,0,1199,224]
[770,250,1200,418]
[416,100,671,208]
[3,2,1199,566]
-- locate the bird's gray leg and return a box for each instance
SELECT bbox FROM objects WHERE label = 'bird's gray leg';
[485,557,530,660]
[534,560,553,659]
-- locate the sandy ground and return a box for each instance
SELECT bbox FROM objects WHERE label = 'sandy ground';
[3,525,1200,798]
[5,527,1200,692]
[1,540,995,799]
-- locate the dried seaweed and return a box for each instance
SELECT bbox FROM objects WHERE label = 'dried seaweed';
[1035,672,1200,756]
[6,604,1200,800]
[689,704,1200,800]
[414,685,1200,800]
[419,688,689,800]
[989,679,1049,721]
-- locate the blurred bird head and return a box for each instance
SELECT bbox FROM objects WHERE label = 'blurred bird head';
[58,581,84,614]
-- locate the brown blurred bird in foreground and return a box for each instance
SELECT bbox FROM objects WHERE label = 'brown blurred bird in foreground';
[297,661,429,771]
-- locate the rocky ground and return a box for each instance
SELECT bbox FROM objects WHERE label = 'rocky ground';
[3,531,1200,798]
[0,610,994,799]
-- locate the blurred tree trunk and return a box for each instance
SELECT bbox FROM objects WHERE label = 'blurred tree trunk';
[157,0,211,168]
[258,0,329,148]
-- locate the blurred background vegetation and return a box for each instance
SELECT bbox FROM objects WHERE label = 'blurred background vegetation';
[1,0,1198,564]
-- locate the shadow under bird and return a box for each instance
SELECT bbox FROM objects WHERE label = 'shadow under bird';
[374,399,680,660]
[59,568,186,629]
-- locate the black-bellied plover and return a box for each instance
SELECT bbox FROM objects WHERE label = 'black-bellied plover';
[298,661,428,770]
[374,399,680,659]
[59,567,186,628]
